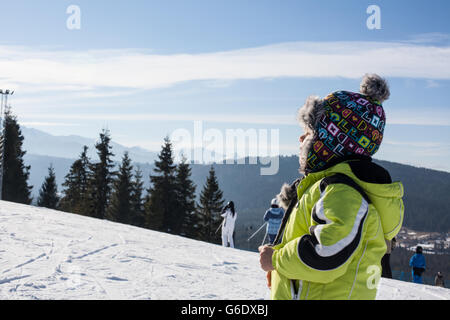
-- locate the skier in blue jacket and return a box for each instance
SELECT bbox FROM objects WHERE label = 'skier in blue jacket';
[409,246,426,284]
[263,198,285,244]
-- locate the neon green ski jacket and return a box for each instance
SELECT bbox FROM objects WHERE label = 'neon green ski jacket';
[270,159,404,300]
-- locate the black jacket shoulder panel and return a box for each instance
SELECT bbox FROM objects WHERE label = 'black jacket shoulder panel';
[349,160,392,184]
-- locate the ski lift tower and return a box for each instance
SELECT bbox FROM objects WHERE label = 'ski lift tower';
[0,89,14,200]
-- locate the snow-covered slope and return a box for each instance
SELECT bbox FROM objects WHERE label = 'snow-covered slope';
[1,201,449,300]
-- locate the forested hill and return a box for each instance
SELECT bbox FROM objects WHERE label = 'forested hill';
[189,156,450,234]
[373,159,450,233]
[26,154,450,233]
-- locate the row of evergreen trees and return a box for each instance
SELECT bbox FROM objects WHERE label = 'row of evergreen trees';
[1,108,227,245]
[36,131,226,244]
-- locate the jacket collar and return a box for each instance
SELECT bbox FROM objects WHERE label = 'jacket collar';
[306,154,373,175]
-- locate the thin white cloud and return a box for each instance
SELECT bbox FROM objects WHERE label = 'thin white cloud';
[425,79,441,88]
[19,112,297,126]
[386,108,450,126]
[387,117,450,126]
[406,32,450,44]
[0,41,450,93]
[18,106,450,127]
[18,121,81,127]
[383,140,450,149]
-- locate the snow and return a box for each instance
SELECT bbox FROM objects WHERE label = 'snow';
[1,200,449,300]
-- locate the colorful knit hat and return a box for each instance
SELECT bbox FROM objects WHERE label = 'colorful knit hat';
[297,74,390,174]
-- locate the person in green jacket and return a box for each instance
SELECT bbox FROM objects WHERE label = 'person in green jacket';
[259,74,404,300]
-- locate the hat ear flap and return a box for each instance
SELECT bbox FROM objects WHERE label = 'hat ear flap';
[297,96,325,174]
[298,133,315,175]
[297,95,325,132]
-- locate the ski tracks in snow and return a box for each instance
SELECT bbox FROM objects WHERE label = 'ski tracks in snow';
[7,202,447,300]
[1,207,129,299]
[0,202,270,299]
[2,253,47,274]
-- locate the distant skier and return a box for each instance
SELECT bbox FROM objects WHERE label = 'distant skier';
[409,246,426,284]
[435,271,445,288]
[221,201,237,248]
[381,237,396,278]
[263,198,285,245]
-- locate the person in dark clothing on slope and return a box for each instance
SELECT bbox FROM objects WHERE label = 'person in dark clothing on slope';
[381,237,396,278]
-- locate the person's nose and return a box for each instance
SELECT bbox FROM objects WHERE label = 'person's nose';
[299,134,307,143]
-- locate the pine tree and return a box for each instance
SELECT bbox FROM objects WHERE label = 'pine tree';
[130,166,145,227]
[37,164,59,209]
[107,152,134,224]
[176,155,197,237]
[1,108,32,204]
[87,129,115,219]
[59,146,91,214]
[144,136,178,232]
[196,166,224,244]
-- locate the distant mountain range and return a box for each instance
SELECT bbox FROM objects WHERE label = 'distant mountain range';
[20,128,450,235]
[21,127,159,164]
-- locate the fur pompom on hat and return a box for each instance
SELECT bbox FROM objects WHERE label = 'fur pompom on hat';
[360,74,390,103]
[297,74,390,174]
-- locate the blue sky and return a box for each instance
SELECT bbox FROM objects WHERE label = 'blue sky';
[1,0,450,171]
